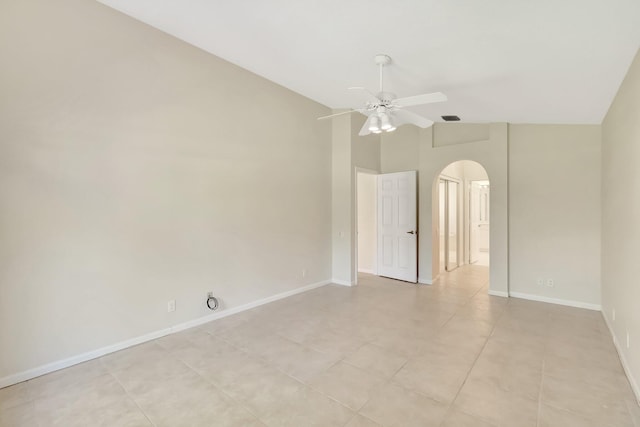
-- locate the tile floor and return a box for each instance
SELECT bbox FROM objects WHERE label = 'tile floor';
[1,265,639,426]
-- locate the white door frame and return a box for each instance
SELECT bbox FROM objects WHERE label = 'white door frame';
[354,167,379,286]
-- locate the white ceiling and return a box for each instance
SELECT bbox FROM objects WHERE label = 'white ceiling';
[98,0,640,124]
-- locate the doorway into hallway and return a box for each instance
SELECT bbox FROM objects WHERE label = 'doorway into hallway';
[434,160,490,286]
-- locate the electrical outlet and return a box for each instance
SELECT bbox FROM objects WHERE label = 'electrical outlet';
[167,300,176,313]
[546,279,554,288]
[302,269,307,278]
[536,278,544,286]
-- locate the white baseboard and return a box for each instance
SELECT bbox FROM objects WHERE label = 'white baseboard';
[0,279,331,389]
[602,312,640,405]
[418,277,433,285]
[0,328,172,390]
[509,292,601,311]
[488,290,509,298]
[331,278,354,286]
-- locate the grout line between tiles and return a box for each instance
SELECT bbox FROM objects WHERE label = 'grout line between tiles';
[440,295,509,422]
[107,371,157,427]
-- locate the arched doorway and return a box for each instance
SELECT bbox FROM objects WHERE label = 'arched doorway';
[433,160,490,290]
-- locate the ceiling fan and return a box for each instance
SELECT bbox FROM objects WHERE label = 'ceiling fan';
[318,54,447,136]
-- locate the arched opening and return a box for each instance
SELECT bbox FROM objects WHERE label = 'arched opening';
[433,160,490,292]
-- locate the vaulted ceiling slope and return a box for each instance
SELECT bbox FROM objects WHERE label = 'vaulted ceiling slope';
[98,0,640,124]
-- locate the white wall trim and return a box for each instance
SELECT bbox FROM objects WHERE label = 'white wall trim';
[418,277,433,285]
[0,328,172,390]
[602,312,640,405]
[509,292,601,311]
[0,279,331,389]
[357,268,376,275]
[331,278,355,286]
[488,290,509,297]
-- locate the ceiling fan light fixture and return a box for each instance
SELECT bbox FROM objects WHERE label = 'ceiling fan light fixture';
[380,113,393,131]
[368,115,381,132]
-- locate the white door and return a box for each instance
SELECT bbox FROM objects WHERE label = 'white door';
[377,171,417,282]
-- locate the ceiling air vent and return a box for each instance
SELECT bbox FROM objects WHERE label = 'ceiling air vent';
[441,115,460,121]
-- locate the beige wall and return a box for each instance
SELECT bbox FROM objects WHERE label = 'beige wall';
[331,113,353,285]
[0,0,332,383]
[357,173,377,273]
[380,122,602,306]
[602,48,640,400]
[331,113,380,285]
[509,125,601,307]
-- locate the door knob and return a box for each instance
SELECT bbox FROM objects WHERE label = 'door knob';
[406,230,416,235]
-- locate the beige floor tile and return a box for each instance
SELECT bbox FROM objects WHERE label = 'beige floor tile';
[392,346,476,403]
[543,352,629,393]
[131,369,250,427]
[308,360,385,410]
[453,376,538,426]
[479,337,544,369]
[198,313,249,335]
[49,398,151,427]
[0,381,31,411]
[0,401,40,427]
[28,358,109,399]
[110,355,194,397]
[440,409,498,427]
[194,353,280,398]
[218,361,304,418]
[100,342,167,372]
[276,317,330,344]
[541,375,634,426]
[154,331,194,351]
[489,323,547,351]
[371,329,434,357]
[429,329,488,360]
[267,342,340,383]
[343,343,407,379]
[538,404,599,427]
[359,382,449,427]
[168,334,246,374]
[216,321,278,352]
[259,387,354,427]
[302,328,366,358]
[33,373,140,426]
[627,398,640,426]
[344,414,382,427]
[467,355,542,400]
[440,314,496,338]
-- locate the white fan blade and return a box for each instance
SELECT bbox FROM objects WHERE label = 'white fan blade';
[317,109,362,120]
[394,92,447,107]
[391,109,434,128]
